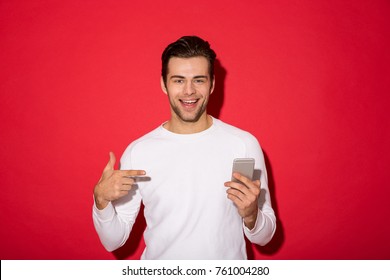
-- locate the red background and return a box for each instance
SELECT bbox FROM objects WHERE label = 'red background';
[1,0,389,260]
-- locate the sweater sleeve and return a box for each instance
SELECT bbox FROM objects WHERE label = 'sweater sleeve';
[242,133,277,245]
[92,189,142,252]
[92,145,142,252]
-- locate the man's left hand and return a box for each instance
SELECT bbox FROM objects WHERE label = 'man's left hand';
[224,173,261,230]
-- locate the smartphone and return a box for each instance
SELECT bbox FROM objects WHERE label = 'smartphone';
[231,158,255,182]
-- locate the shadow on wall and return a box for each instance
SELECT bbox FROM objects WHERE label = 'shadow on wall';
[213,60,285,257]
[247,150,285,259]
[208,59,226,119]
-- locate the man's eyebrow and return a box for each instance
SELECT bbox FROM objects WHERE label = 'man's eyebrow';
[169,75,185,79]
[193,75,209,79]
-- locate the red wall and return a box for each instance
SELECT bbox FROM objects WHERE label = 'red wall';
[1,0,389,260]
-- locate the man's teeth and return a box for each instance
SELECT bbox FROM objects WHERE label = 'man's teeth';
[182,100,197,104]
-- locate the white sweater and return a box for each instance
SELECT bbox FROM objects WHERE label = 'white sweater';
[93,117,276,259]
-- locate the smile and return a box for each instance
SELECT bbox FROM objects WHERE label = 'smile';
[180,99,199,105]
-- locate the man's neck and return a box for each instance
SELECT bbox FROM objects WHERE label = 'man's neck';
[164,114,213,134]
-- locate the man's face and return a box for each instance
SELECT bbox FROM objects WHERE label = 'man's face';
[161,56,214,123]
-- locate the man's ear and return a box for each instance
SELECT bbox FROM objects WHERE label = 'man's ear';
[161,76,167,94]
[210,76,215,95]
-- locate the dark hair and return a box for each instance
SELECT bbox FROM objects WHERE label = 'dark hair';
[161,36,216,86]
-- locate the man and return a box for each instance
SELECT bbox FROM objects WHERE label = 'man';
[92,36,276,259]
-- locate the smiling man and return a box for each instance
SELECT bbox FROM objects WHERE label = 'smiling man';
[92,36,276,259]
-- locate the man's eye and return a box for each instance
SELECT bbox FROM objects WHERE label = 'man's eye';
[194,79,205,84]
[174,80,184,83]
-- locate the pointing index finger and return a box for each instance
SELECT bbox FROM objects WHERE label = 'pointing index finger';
[119,170,146,177]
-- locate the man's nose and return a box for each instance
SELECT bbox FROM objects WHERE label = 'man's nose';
[184,81,195,95]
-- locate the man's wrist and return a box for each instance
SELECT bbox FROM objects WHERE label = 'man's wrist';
[94,192,110,210]
[243,210,258,230]
[95,200,109,210]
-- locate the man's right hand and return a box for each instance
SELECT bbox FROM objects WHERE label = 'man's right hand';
[93,152,146,210]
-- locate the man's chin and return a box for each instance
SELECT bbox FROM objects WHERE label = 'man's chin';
[178,114,202,123]
[173,108,205,123]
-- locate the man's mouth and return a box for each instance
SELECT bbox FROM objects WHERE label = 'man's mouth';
[180,99,199,106]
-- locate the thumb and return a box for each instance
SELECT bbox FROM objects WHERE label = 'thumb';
[103,151,116,172]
